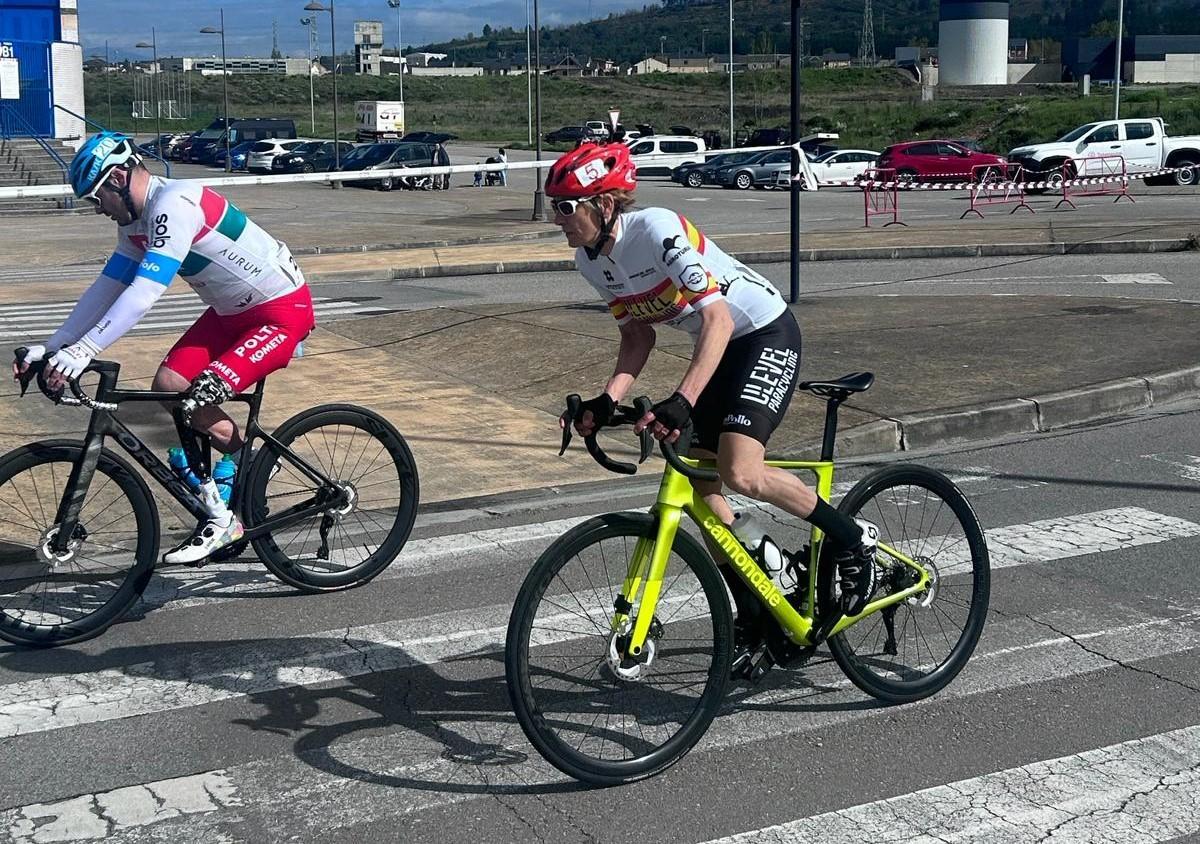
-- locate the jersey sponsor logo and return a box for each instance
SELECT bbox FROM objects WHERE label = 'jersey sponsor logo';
[208,359,242,388]
[218,247,264,279]
[661,235,690,266]
[235,293,255,309]
[723,413,753,428]
[679,263,709,292]
[629,267,657,279]
[232,325,289,363]
[740,346,798,414]
[617,279,689,324]
[151,213,171,249]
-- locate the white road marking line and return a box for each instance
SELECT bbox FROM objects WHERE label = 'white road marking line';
[697,725,1200,843]
[4,609,1200,841]
[1142,452,1200,483]
[906,272,1171,285]
[0,508,1197,738]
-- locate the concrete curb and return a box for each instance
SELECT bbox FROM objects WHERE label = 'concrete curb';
[836,363,1200,458]
[291,228,562,257]
[304,236,1198,283]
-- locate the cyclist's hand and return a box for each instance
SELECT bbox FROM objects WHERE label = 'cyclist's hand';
[565,393,616,437]
[636,392,692,444]
[12,344,45,381]
[47,342,95,387]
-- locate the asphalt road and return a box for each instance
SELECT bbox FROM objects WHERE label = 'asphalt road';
[3,398,1200,842]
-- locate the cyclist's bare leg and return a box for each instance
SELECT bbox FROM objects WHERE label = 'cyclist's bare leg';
[153,365,245,454]
[714,431,818,519]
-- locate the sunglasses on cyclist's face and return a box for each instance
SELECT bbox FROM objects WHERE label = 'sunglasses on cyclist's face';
[81,176,114,207]
[552,198,592,217]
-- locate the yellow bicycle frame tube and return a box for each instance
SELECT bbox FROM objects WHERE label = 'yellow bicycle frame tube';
[619,455,931,653]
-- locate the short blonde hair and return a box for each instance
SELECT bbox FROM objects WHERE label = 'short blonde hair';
[603,189,637,214]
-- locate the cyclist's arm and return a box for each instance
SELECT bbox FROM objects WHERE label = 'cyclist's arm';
[604,320,656,403]
[675,299,733,405]
[44,247,142,350]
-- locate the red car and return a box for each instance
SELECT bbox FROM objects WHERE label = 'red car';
[876,140,1007,182]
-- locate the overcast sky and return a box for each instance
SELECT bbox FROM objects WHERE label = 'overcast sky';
[81,0,654,60]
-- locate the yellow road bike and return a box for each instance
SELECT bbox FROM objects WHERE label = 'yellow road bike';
[505,373,990,785]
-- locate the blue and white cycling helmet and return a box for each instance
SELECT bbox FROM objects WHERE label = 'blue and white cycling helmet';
[69,131,142,200]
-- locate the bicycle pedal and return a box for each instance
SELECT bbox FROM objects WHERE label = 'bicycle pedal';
[208,540,249,564]
[748,648,777,684]
[730,647,757,681]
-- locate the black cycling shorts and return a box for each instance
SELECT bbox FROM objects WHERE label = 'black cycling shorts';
[690,310,802,453]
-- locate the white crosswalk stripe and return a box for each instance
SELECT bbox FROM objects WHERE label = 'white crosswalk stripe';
[2,496,1200,841]
[0,294,394,340]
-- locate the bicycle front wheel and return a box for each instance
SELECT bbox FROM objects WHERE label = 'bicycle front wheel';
[245,404,419,592]
[505,513,732,786]
[0,441,158,647]
[830,464,990,703]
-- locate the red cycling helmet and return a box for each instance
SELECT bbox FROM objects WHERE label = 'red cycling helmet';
[545,142,637,198]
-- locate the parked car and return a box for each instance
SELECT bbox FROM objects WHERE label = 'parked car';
[713,147,794,190]
[584,121,611,142]
[671,151,759,188]
[188,117,298,164]
[810,149,880,184]
[340,141,442,189]
[876,140,1007,182]
[271,140,357,173]
[212,140,257,171]
[742,127,790,148]
[246,138,310,174]
[627,135,707,177]
[544,125,589,145]
[173,132,202,162]
[138,133,187,158]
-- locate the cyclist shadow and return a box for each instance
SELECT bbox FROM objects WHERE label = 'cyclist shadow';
[220,638,587,796]
[719,653,891,716]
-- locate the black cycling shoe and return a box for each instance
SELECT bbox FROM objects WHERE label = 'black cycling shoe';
[729,618,765,681]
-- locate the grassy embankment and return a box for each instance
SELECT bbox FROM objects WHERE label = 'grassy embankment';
[84,68,1200,153]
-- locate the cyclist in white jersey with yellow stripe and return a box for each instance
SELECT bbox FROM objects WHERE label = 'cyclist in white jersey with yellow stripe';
[547,142,879,663]
[12,132,314,564]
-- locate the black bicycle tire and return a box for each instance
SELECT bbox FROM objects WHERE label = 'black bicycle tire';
[245,404,419,592]
[829,464,990,703]
[0,440,158,647]
[505,512,733,785]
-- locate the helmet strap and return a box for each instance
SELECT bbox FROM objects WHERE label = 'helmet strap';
[583,200,620,261]
[117,165,140,222]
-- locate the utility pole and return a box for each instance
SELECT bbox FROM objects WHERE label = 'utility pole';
[858,0,876,67]
[1114,0,1126,118]
[797,18,808,66]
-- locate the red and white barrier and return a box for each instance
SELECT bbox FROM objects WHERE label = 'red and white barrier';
[961,163,1034,219]
[861,168,906,228]
[1056,154,1134,210]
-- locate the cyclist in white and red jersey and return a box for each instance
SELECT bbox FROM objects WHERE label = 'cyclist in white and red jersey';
[547,142,879,655]
[11,131,314,564]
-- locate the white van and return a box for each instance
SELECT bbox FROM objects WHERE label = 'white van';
[627,135,707,177]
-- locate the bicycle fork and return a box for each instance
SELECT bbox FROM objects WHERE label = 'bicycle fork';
[609,508,682,676]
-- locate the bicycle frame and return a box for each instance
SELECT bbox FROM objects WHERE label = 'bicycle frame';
[615,461,929,655]
[47,361,347,557]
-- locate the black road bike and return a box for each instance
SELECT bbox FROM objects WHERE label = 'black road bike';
[0,350,419,647]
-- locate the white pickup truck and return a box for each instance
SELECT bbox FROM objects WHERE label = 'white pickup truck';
[1007,117,1200,190]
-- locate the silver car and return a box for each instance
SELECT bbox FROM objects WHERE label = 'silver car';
[713,148,795,190]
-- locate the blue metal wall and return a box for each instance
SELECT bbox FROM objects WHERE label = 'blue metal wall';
[0,0,61,136]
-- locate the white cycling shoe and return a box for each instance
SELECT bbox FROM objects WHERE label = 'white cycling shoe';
[163,514,245,566]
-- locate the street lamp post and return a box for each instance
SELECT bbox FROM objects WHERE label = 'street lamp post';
[660,35,667,59]
[135,28,161,147]
[728,0,734,147]
[200,10,231,172]
[702,28,708,57]
[304,0,341,174]
[301,17,317,134]
[1114,0,1126,119]
[532,0,546,221]
[526,0,532,145]
[386,0,404,105]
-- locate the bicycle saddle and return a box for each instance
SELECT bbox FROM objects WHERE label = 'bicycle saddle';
[798,371,875,399]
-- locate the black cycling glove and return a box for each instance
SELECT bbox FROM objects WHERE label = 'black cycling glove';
[650,392,693,433]
[578,392,617,429]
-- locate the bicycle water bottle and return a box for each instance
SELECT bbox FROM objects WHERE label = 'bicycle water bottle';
[212,454,237,505]
[167,447,202,491]
[730,512,784,577]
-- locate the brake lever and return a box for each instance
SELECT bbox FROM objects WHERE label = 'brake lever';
[12,347,35,397]
[632,396,653,463]
[559,393,582,456]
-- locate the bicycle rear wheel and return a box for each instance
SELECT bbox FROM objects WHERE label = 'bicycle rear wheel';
[505,513,732,786]
[244,404,418,592]
[829,464,990,703]
[0,441,158,647]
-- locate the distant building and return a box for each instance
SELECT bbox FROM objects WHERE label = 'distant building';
[632,56,668,74]
[820,51,853,69]
[667,56,713,73]
[1068,35,1200,84]
[160,56,312,75]
[0,0,84,138]
[405,52,447,68]
[1008,38,1028,61]
[378,54,406,75]
[354,20,383,75]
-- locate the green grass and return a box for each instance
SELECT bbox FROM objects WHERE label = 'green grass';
[84,69,1200,154]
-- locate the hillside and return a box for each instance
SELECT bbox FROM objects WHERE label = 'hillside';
[414,0,1200,66]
